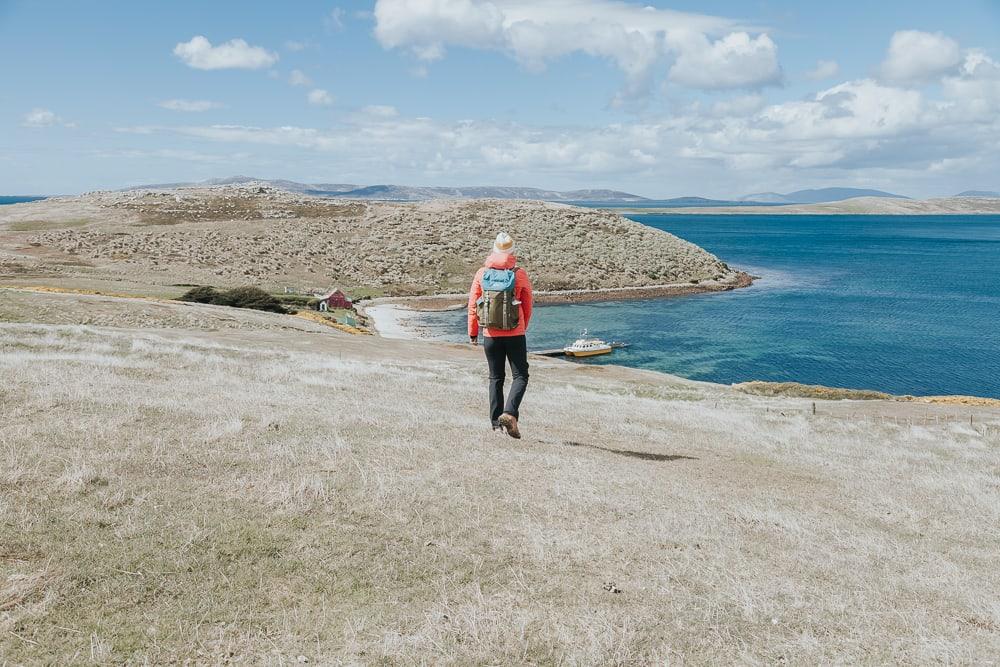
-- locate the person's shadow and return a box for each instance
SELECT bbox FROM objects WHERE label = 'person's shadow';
[559,440,697,462]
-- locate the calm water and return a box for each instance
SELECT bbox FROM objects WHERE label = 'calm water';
[418,215,1000,398]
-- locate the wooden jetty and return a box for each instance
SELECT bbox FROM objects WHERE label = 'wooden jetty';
[532,342,629,358]
[533,348,569,357]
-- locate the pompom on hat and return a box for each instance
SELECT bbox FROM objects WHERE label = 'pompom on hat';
[493,231,515,255]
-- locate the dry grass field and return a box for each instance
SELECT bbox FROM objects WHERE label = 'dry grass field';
[2,290,999,663]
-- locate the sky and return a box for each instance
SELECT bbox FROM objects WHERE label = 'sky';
[1,0,999,197]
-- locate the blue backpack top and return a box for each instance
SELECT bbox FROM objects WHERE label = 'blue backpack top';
[481,267,517,292]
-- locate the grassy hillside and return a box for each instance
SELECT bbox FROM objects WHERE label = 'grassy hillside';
[0,184,735,297]
[2,290,998,663]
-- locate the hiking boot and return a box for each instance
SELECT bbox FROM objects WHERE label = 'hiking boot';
[498,413,521,439]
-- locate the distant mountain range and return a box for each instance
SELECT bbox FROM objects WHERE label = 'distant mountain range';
[126,176,650,202]
[954,190,1000,198]
[739,188,909,204]
[120,177,999,205]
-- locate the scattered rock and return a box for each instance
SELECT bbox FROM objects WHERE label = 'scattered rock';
[9,184,732,295]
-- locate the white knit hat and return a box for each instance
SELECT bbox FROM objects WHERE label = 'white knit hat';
[493,231,515,254]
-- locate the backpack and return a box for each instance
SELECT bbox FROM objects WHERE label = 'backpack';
[477,267,520,330]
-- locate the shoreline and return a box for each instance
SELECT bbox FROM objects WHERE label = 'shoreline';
[358,274,1000,407]
[605,196,1000,216]
[360,270,753,329]
[360,301,1000,407]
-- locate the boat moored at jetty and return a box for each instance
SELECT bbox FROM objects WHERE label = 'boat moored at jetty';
[563,330,615,357]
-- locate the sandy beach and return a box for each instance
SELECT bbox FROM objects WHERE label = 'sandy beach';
[361,302,462,340]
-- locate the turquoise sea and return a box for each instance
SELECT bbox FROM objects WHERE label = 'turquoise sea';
[416,215,1000,398]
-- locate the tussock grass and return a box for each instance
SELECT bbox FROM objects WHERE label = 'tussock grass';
[6,186,731,294]
[734,380,894,400]
[6,218,94,232]
[1,322,999,662]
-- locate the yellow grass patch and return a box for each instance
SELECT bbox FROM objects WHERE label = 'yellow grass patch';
[293,309,369,334]
[734,380,1000,406]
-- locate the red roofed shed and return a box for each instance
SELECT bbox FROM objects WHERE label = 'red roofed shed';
[317,289,352,311]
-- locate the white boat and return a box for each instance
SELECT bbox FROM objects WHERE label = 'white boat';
[563,330,613,357]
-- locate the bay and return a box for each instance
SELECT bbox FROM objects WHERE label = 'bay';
[417,215,1000,398]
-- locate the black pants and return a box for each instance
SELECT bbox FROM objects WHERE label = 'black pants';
[484,335,529,423]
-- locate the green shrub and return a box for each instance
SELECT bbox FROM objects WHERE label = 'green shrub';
[217,286,287,313]
[276,294,315,306]
[177,286,287,314]
[178,285,223,304]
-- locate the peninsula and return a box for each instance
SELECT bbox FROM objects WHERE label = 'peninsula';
[612,195,1000,215]
[0,182,748,300]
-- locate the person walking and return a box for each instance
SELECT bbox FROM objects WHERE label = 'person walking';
[468,231,533,438]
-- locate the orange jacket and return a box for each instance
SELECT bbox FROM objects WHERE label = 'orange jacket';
[468,252,533,338]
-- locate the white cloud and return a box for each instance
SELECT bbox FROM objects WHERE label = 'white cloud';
[158,99,223,112]
[878,30,961,84]
[120,118,665,176]
[363,105,400,118]
[308,89,334,106]
[807,59,840,80]
[710,94,765,117]
[21,108,74,128]
[116,84,1000,195]
[118,29,1000,197]
[755,79,924,141]
[941,51,1000,121]
[668,32,781,89]
[21,108,60,127]
[372,0,777,94]
[95,148,252,164]
[289,69,312,86]
[325,7,346,31]
[173,35,278,70]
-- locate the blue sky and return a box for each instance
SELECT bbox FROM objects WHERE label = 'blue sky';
[2,0,999,197]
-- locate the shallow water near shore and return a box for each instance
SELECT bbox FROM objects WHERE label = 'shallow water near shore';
[408,215,1000,398]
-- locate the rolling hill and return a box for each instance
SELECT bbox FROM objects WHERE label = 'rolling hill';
[955,190,1000,198]
[125,177,649,203]
[740,187,908,204]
